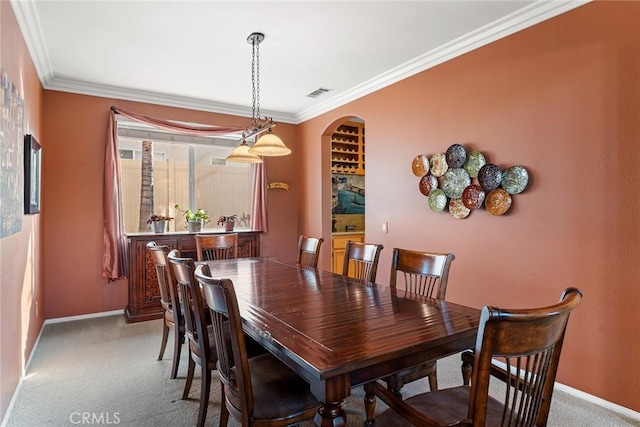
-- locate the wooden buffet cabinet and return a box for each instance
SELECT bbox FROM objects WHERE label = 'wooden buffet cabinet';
[124,231,260,323]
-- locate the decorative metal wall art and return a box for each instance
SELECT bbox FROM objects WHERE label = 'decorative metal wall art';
[412,143,529,219]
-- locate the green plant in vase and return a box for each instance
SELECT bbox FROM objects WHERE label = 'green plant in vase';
[175,204,210,232]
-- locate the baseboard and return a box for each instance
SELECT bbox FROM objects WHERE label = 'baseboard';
[491,358,640,421]
[554,383,640,421]
[44,309,124,325]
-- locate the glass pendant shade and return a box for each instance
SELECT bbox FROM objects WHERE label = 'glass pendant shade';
[225,141,263,163]
[249,129,292,156]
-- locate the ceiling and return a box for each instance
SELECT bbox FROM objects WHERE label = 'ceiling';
[11,1,588,124]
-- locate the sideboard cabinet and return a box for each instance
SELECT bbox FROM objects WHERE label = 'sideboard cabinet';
[124,231,260,323]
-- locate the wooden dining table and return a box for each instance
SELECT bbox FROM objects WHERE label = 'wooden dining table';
[202,257,480,427]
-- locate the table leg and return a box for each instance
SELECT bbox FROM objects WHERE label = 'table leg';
[363,382,376,426]
[313,402,346,427]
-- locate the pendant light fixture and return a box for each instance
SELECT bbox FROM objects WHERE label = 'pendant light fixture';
[226,32,291,163]
[225,139,262,163]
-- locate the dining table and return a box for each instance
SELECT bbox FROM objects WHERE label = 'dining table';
[202,257,480,427]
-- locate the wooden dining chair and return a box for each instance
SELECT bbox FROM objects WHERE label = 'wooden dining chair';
[342,241,384,282]
[363,287,582,427]
[146,241,184,379]
[383,248,456,396]
[168,249,219,427]
[195,233,238,262]
[296,235,324,268]
[194,263,322,426]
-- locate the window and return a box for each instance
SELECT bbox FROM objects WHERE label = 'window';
[117,129,253,234]
[119,148,166,161]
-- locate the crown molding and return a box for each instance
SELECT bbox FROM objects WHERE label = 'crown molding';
[10,0,54,83]
[294,0,591,123]
[46,76,298,124]
[11,0,590,126]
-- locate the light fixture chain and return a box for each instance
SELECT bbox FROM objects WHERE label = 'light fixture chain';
[251,39,257,128]
[255,40,261,122]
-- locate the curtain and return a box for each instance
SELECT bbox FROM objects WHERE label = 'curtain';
[251,162,268,232]
[102,106,266,280]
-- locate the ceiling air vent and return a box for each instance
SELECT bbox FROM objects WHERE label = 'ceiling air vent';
[306,87,332,98]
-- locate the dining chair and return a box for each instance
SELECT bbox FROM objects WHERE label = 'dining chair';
[146,241,184,379]
[342,240,384,282]
[195,233,238,262]
[194,263,322,426]
[363,287,582,427]
[296,235,324,268]
[383,248,456,396]
[168,249,215,427]
[168,250,265,427]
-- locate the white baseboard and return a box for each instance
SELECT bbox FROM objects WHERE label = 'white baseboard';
[555,383,640,422]
[44,309,124,325]
[491,358,640,422]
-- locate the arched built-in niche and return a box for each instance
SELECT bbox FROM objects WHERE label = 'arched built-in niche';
[320,116,365,273]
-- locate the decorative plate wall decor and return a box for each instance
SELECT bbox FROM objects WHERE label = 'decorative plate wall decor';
[428,189,448,212]
[462,184,485,210]
[429,153,448,177]
[449,198,471,219]
[445,144,466,168]
[411,155,430,177]
[463,151,486,178]
[419,174,438,196]
[411,143,529,219]
[485,188,512,215]
[478,164,503,191]
[501,165,529,194]
[441,168,471,199]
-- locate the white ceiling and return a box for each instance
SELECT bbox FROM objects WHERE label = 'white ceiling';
[11,0,588,124]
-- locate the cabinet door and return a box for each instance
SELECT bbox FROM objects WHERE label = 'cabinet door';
[331,234,364,274]
[333,248,346,274]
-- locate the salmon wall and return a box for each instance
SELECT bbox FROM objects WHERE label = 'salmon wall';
[42,92,299,320]
[298,1,639,413]
[0,2,44,421]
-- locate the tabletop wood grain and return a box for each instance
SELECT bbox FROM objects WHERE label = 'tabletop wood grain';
[203,257,480,427]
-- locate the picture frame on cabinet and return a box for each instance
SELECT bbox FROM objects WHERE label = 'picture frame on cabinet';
[24,134,41,214]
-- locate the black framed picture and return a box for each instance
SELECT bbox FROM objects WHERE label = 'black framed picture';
[24,134,41,214]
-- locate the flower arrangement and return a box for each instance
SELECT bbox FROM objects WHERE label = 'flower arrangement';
[146,214,173,224]
[174,204,211,224]
[217,215,237,226]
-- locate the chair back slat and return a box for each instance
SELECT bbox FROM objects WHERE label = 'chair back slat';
[146,242,176,310]
[296,235,324,268]
[390,248,455,300]
[196,265,254,423]
[168,251,210,362]
[468,288,582,427]
[343,241,384,282]
[195,233,238,261]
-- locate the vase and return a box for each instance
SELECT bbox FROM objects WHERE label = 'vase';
[150,220,166,233]
[187,219,203,233]
[224,220,235,232]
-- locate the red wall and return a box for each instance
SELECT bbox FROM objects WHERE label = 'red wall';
[2,0,639,420]
[298,1,639,413]
[0,1,44,420]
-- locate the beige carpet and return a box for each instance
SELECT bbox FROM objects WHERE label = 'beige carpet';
[4,314,639,427]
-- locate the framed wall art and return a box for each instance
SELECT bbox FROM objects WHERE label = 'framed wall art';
[24,134,41,214]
